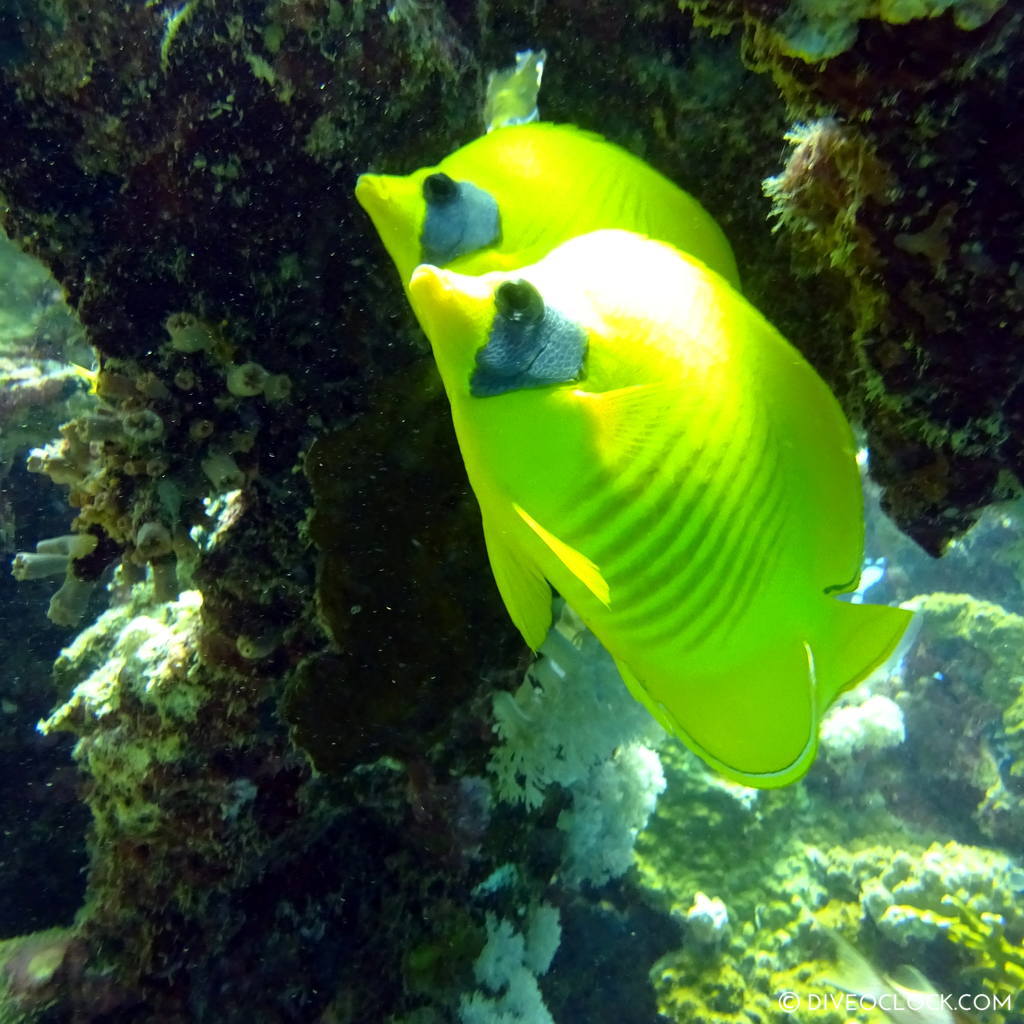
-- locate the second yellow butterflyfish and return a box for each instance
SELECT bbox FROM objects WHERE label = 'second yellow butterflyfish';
[355,122,739,302]
[408,229,912,788]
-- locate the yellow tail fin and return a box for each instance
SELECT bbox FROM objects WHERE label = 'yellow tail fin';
[816,600,916,707]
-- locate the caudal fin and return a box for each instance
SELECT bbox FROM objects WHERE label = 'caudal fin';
[612,599,914,791]
[815,600,916,708]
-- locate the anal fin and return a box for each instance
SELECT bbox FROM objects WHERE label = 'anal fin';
[617,642,820,789]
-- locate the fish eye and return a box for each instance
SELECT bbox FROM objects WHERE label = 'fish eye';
[495,280,544,324]
[423,172,458,205]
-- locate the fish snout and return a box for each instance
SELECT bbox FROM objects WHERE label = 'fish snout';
[355,173,427,287]
[409,264,494,318]
[354,173,392,217]
[409,266,495,384]
[409,264,461,330]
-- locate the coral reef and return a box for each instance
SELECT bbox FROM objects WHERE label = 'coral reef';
[459,906,561,1024]
[626,556,1024,1024]
[639,742,1024,1024]
[898,591,1024,851]
[682,0,1024,553]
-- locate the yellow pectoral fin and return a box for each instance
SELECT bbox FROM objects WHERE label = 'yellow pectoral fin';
[573,382,674,462]
[513,502,610,607]
[481,507,553,650]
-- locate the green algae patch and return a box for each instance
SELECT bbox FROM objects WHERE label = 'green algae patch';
[904,593,1024,850]
[0,928,77,1023]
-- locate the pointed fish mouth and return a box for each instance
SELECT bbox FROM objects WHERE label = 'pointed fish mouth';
[354,173,398,234]
[355,172,424,288]
[409,265,499,386]
[354,173,388,212]
[408,264,455,330]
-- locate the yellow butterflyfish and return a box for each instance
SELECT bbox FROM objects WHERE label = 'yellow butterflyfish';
[408,229,912,788]
[355,122,739,304]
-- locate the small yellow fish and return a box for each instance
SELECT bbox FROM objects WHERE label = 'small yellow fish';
[355,122,739,301]
[68,362,100,394]
[408,229,912,787]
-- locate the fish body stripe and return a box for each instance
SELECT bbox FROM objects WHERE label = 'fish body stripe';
[591,425,722,574]
[619,431,784,647]
[700,510,788,647]
[556,381,737,580]
[554,412,695,544]
[609,403,774,627]
[637,475,789,649]
[614,409,774,609]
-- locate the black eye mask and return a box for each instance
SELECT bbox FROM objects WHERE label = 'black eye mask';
[471,280,587,398]
[420,172,501,266]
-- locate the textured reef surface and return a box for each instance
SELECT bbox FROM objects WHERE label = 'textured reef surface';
[684,0,1024,554]
[0,0,1022,1022]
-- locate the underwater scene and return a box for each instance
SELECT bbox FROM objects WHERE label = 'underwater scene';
[0,0,1022,1021]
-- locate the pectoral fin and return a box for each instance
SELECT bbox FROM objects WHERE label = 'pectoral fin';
[481,507,553,650]
[574,382,675,461]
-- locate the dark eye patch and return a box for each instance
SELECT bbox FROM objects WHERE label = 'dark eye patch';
[471,280,587,397]
[421,177,500,266]
[422,172,458,205]
[495,280,544,324]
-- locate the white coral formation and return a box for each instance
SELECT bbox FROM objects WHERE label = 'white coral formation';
[819,693,905,762]
[558,744,666,887]
[489,604,663,809]
[488,604,666,886]
[685,892,731,948]
[460,905,561,1024]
